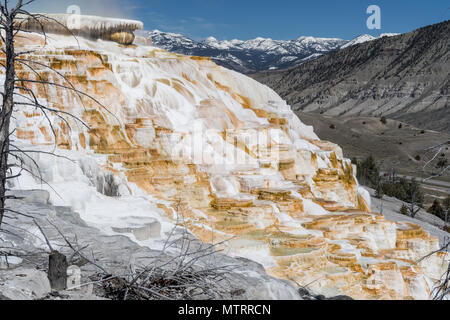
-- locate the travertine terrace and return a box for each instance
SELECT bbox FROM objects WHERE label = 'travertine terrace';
[4,16,448,300]
[18,14,143,45]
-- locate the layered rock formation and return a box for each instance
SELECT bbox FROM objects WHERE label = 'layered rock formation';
[18,14,143,45]
[0,190,301,300]
[3,17,449,300]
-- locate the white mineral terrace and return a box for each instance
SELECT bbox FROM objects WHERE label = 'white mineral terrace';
[17,13,144,44]
[1,20,448,300]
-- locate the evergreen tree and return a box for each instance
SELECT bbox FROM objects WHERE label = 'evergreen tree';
[444,195,450,211]
[442,195,450,223]
[357,155,380,188]
[427,200,445,220]
[375,183,384,199]
[400,204,408,215]
[436,154,448,170]
[405,179,424,208]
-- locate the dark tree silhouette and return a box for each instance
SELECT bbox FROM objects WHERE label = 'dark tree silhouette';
[0,0,109,228]
[405,179,423,218]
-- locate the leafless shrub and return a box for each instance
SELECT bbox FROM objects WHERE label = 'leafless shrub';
[0,0,116,229]
[27,203,240,300]
[418,241,450,300]
[103,237,238,300]
[102,208,239,300]
[421,140,449,182]
[431,258,450,300]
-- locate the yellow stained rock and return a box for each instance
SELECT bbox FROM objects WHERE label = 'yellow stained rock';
[7,30,449,300]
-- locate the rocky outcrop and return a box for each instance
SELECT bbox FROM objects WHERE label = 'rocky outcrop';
[0,190,301,300]
[0,268,51,300]
[3,24,449,300]
[253,20,450,133]
[18,14,143,45]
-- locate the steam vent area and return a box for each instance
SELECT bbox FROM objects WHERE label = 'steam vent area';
[4,14,449,300]
[18,13,144,45]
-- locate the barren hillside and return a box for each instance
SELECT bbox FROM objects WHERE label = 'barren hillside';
[254,20,450,133]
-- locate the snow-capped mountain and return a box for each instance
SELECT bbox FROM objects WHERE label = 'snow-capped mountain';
[340,33,399,49]
[139,30,398,73]
[140,30,347,73]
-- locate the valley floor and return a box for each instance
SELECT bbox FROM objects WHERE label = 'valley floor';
[296,111,450,206]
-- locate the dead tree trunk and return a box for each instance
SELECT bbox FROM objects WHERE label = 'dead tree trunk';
[0,0,111,232]
[48,251,68,290]
[0,17,16,227]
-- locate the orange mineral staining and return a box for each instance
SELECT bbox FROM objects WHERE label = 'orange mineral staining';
[7,29,448,300]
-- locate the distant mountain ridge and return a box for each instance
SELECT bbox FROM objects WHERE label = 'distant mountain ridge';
[253,20,450,133]
[139,30,396,73]
[340,33,399,49]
